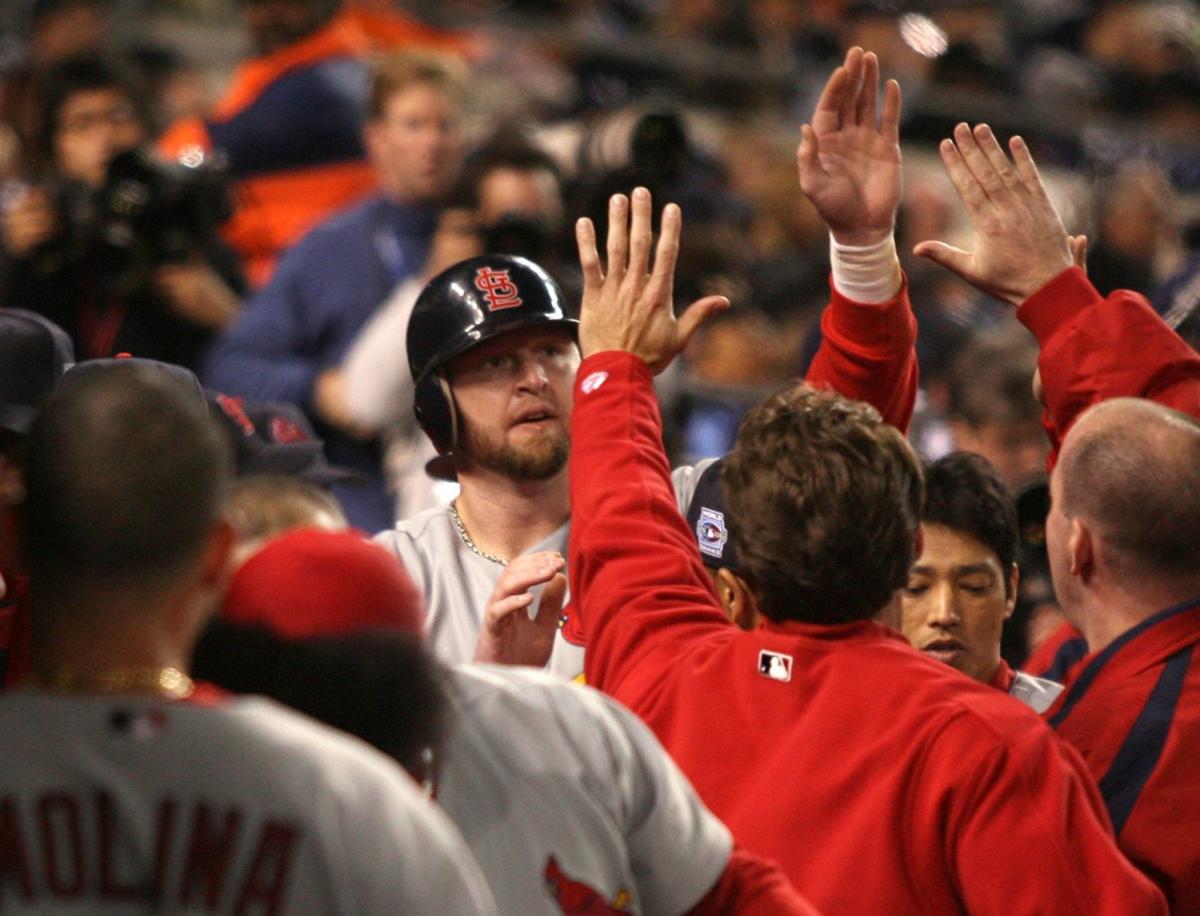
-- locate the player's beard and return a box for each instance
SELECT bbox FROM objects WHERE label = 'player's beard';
[458,417,569,481]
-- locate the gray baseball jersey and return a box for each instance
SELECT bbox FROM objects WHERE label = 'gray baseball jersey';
[437,665,731,914]
[376,459,718,680]
[0,689,496,915]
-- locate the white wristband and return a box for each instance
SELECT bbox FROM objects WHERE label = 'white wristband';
[830,233,902,303]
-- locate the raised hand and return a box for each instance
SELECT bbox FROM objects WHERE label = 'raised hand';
[473,551,567,667]
[575,187,728,374]
[798,47,902,246]
[913,123,1074,306]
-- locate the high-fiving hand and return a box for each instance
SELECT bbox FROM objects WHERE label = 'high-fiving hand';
[798,47,902,246]
[575,187,729,374]
[914,123,1081,306]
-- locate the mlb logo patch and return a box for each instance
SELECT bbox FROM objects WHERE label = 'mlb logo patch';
[758,650,793,683]
[696,507,728,559]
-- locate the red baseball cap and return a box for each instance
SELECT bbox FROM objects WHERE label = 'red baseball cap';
[222,528,424,637]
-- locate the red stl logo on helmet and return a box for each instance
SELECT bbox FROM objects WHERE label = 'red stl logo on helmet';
[474,267,523,311]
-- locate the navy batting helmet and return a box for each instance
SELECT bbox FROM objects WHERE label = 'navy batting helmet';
[407,254,578,454]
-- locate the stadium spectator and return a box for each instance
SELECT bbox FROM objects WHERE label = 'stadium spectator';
[899,451,1062,712]
[378,47,918,678]
[944,324,1046,491]
[4,359,497,913]
[566,179,1167,913]
[0,54,244,369]
[202,50,464,532]
[160,0,465,287]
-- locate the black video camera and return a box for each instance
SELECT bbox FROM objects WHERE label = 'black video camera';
[57,148,232,293]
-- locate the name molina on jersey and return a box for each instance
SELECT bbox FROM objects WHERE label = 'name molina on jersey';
[0,789,301,913]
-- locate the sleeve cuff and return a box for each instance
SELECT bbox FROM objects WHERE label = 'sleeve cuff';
[575,350,654,398]
[1016,267,1103,344]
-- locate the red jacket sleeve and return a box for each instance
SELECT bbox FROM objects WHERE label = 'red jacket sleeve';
[805,276,918,433]
[685,845,823,915]
[1017,267,1200,466]
[569,353,735,703]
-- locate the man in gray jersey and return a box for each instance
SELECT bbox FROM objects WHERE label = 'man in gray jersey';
[193,544,818,913]
[379,47,920,678]
[0,360,495,914]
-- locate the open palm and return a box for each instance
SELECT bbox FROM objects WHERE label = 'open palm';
[798,48,902,245]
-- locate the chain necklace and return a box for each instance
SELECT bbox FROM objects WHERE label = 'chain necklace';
[449,499,508,566]
[42,666,195,699]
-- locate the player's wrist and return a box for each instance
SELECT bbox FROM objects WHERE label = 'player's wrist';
[830,232,902,303]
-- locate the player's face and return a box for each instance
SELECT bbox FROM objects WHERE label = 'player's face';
[900,523,1015,684]
[367,83,461,204]
[449,326,579,481]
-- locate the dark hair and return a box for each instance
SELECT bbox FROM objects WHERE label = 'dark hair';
[22,362,230,586]
[723,381,924,623]
[36,53,147,165]
[947,324,1040,429]
[192,621,445,783]
[445,134,563,211]
[923,452,1018,596]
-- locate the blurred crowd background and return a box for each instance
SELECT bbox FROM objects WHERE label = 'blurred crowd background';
[1,0,1198,662]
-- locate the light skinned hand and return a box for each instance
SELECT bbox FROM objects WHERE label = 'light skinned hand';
[797,46,902,246]
[575,187,728,374]
[1,188,57,257]
[313,368,374,440]
[155,261,241,330]
[473,551,567,667]
[913,124,1075,307]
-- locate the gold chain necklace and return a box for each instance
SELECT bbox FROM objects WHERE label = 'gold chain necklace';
[42,667,195,699]
[448,499,508,566]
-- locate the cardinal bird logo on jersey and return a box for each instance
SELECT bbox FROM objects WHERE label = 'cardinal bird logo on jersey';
[474,267,523,311]
[543,856,632,914]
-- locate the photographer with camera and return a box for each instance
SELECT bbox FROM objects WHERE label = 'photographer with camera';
[0,55,244,372]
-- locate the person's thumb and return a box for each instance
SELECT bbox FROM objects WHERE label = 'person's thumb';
[676,296,730,353]
[912,240,972,278]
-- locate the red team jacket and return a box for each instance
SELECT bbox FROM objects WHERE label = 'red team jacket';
[1016,267,1200,909]
[567,348,1166,914]
[1045,599,1200,910]
[1016,266,1200,468]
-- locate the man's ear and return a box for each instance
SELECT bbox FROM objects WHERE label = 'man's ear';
[199,519,237,591]
[1068,518,1094,581]
[1004,563,1020,620]
[716,567,760,631]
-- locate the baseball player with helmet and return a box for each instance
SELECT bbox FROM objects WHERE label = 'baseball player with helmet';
[380,47,920,677]
[1,359,496,914]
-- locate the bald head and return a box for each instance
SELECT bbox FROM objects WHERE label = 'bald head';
[1058,398,1200,578]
